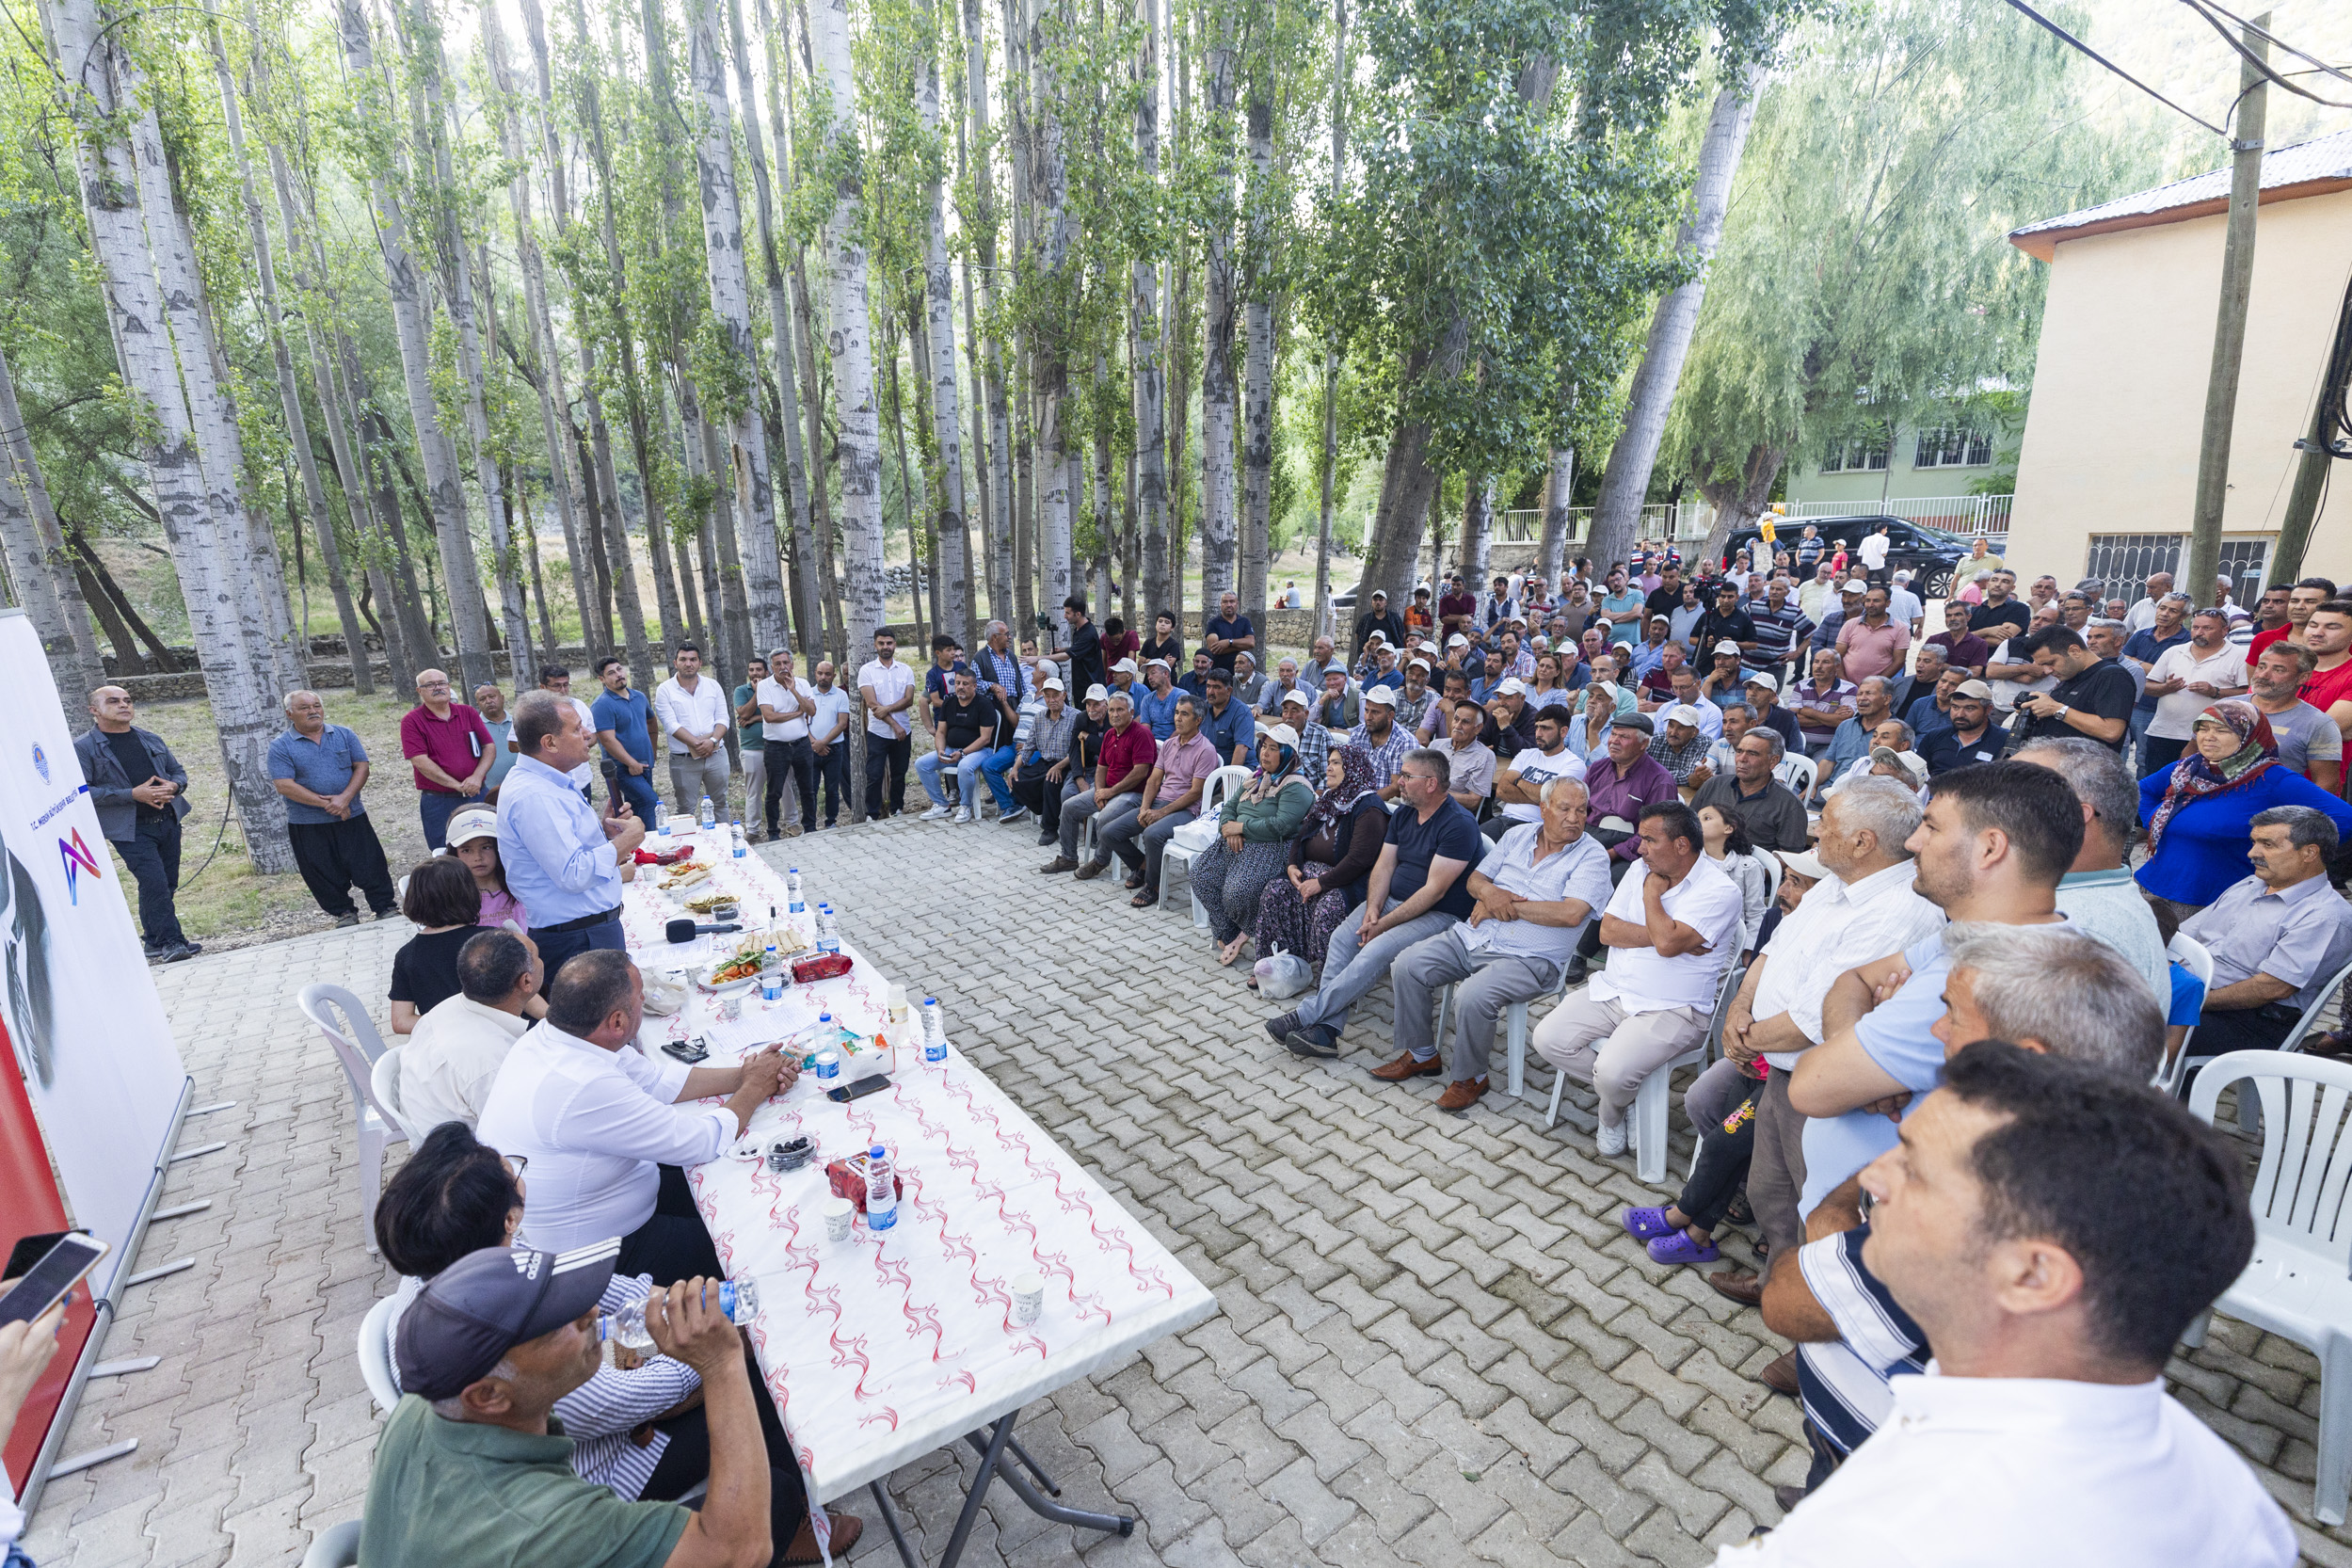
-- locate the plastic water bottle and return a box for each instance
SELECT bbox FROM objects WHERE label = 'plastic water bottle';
[786,867,802,902]
[814,904,840,954]
[698,793,717,830]
[730,823,746,858]
[652,800,669,836]
[921,997,947,1064]
[865,1144,897,1231]
[763,908,779,968]
[602,1279,760,1350]
[788,897,807,941]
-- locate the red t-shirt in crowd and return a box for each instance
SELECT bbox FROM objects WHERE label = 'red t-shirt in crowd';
[1439,591,1478,626]
[400,702,493,795]
[2303,658,2352,719]
[1096,719,1159,793]
[2250,624,2293,661]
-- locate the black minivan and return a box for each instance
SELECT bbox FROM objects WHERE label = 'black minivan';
[1720,515,1971,600]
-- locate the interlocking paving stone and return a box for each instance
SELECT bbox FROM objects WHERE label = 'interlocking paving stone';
[19,811,2352,1564]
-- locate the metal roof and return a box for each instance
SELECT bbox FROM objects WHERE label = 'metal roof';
[2008,129,2352,260]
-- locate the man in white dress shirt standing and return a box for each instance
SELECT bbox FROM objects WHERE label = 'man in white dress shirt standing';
[653,641,731,817]
[1718,1041,2293,1566]
[477,950,792,1285]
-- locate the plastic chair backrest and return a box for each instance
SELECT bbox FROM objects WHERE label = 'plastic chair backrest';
[1701,962,1749,1063]
[2188,1050,2352,1275]
[2155,934,2215,1096]
[1203,764,1252,817]
[1776,752,1818,800]
[358,1294,403,1411]
[2280,952,2352,1054]
[301,983,400,1125]
[1752,851,1782,908]
[370,1048,421,1144]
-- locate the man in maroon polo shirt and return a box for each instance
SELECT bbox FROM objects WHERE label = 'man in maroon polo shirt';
[1046,691,1158,876]
[401,666,495,850]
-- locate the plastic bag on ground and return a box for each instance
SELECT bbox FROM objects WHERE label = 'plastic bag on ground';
[1254,948,1313,1000]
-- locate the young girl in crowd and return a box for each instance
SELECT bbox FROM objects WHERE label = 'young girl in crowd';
[1698,804,1769,955]
[443,807,528,931]
[388,856,488,1033]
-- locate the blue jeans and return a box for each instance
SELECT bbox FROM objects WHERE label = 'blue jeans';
[115,813,186,950]
[418,789,483,850]
[975,744,1018,811]
[917,747,991,808]
[1290,898,1461,1039]
[608,763,660,824]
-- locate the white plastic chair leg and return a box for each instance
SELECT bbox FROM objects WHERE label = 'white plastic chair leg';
[359,1112,386,1256]
[2179,1310,2211,1352]
[1191,887,1209,929]
[1505,1003,1528,1099]
[1544,1067,1566,1128]
[2319,1334,2352,1527]
[1632,1071,1671,1184]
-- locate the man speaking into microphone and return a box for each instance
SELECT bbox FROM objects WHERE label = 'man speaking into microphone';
[498,692,648,973]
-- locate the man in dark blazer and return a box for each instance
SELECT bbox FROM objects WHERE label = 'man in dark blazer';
[73,684,198,961]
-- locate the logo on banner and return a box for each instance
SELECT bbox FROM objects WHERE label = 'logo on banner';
[57,829,103,904]
[30,744,47,784]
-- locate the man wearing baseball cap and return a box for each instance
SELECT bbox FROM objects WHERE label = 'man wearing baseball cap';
[363,1244,860,1566]
[1350,683,1415,797]
[1353,587,1404,658]
[1133,657,1180,740]
[1921,679,2010,775]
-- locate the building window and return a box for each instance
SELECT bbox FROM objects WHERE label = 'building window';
[2220,539,2269,606]
[1819,425,1891,475]
[1913,427,1992,469]
[2084,534,2181,609]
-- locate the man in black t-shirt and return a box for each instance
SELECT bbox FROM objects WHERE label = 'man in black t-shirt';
[914,668,1000,822]
[1203,590,1256,672]
[1352,590,1405,658]
[1967,569,2033,642]
[1643,564,1686,627]
[1693,582,1757,656]
[1059,596,1105,697]
[2014,626,2136,753]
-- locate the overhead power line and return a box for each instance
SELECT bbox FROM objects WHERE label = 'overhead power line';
[1992,0,2228,137]
[2180,0,2352,110]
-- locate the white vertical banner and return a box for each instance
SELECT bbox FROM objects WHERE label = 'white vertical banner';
[0,612,188,1297]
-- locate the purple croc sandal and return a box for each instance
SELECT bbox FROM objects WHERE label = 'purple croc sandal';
[1621,1207,1676,1242]
[1646,1231,1721,1265]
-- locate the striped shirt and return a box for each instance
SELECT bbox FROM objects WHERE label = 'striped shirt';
[1795,1223,1929,1457]
[387,1272,700,1497]
[1347,721,1415,789]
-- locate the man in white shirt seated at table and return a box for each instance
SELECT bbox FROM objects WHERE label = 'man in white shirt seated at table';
[399,930,544,1133]
[1720,1041,2294,1566]
[477,951,791,1285]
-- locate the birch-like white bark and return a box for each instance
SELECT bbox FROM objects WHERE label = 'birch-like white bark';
[1130,0,1167,625]
[1197,23,1238,604]
[0,346,105,703]
[914,0,971,648]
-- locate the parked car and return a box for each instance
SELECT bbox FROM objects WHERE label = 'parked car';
[1720,515,1971,600]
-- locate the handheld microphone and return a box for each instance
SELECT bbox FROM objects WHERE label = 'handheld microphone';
[665,918,744,943]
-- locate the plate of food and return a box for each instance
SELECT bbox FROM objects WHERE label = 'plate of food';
[696,949,768,993]
[658,860,712,895]
[681,887,738,918]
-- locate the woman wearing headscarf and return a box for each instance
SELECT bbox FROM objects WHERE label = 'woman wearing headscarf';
[1250,744,1389,981]
[2136,699,2352,914]
[1194,724,1320,965]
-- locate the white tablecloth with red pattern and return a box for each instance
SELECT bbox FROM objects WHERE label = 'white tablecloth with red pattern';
[618,829,1218,1503]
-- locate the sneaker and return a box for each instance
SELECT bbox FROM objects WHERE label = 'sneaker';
[1262,1011,1300,1046]
[1563,955,1591,987]
[372,908,398,921]
[334,914,360,929]
[1000,806,1031,825]
[920,804,953,822]
[1285,1026,1341,1058]
[952,807,973,824]
[1073,859,1109,881]
[1594,1120,1628,1158]
[164,941,201,963]
[1039,856,1080,874]
[1036,828,1056,846]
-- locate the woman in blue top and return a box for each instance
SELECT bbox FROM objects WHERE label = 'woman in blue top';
[2136,700,2352,910]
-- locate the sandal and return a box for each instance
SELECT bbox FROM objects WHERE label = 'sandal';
[1621,1206,1677,1241]
[1646,1231,1721,1265]
[1724,1191,1755,1228]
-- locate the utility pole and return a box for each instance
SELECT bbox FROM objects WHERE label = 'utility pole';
[2186,11,2267,601]
[2269,276,2352,585]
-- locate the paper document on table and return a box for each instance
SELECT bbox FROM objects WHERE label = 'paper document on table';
[702,999,824,1058]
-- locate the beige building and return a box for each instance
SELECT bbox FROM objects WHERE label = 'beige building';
[2006,130,2352,604]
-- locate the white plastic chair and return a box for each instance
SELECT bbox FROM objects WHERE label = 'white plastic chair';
[1752,850,1782,910]
[370,1048,430,1144]
[2154,934,2214,1099]
[1774,751,1818,800]
[1433,961,1575,1101]
[299,1521,362,1568]
[358,1294,403,1411]
[1544,959,1744,1186]
[2185,1050,2352,1525]
[1164,765,1253,926]
[299,984,411,1255]
[2281,953,2352,1055]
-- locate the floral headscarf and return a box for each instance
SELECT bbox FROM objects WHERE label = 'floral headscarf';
[1302,744,1379,840]
[2146,700,2278,854]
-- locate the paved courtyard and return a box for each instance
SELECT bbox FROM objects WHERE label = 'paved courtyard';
[20,811,2352,1566]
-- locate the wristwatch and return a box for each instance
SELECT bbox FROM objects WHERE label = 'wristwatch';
[2056,705,2072,721]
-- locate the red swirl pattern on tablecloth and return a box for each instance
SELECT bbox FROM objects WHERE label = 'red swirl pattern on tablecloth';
[621,829,1214,1500]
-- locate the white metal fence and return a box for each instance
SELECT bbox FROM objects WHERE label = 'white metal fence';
[1487,493,2011,554]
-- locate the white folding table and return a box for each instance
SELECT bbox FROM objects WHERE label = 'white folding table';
[618,832,1218,1564]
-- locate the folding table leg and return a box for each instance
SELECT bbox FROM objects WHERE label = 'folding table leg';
[1002,1435,1063,1496]
[961,1416,1136,1539]
[936,1416,1015,1568]
[869,1479,920,1568]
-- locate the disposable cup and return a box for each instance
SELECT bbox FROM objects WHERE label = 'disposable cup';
[823,1197,856,1242]
[1011,1272,1044,1326]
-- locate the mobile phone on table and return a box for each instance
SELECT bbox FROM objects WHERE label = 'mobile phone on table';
[0,1232,107,1324]
[825,1075,892,1103]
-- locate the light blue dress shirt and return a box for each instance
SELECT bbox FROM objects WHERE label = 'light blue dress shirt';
[496,756,625,928]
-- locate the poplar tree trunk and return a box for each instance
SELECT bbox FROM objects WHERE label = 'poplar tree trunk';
[962,0,1016,629]
[1588,66,1766,577]
[914,0,972,649]
[44,0,294,867]
[1541,445,1575,583]
[687,0,790,660]
[1238,80,1273,632]
[1197,22,1239,604]
[1312,0,1345,640]
[1463,472,1493,592]
[809,0,889,815]
[1025,0,1075,621]
[338,0,492,692]
[522,0,652,686]
[1131,0,1168,625]
[740,0,822,657]
[213,29,371,693]
[0,353,104,705]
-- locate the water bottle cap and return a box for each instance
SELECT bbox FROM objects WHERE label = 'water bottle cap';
[819,1012,832,1023]
[869,1144,887,1160]
[923,996,937,1005]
